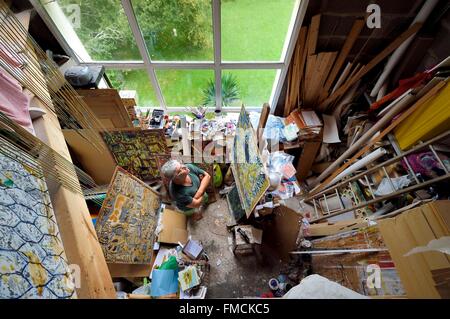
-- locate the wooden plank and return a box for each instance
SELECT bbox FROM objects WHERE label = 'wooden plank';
[264,205,302,261]
[404,207,450,271]
[308,218,369,237]
[307,14,321,57]
[76,89,134,129]
[284,64,293,116]
[347,63,363,83]
[108,263,152,278]
[378,218,423,297]
[296,131,322,181]
[287,45,301,113]
[378,214,441,298]
[63,129,116,185]
[311,52,338,106]
[286,26,308,116]
[421,203,450,239]
[430,200,450,233]
[257,103,270,145]
[303,54,317,105]
[322,19,365,96]
[32,99,116,298]
[318,22,423,111]
[331,62,352,94]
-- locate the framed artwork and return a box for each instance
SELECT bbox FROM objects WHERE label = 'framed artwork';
[95,166,161,264]
[101,128,169,182]
[0,152,76,299]
[226,184,246,222]
[231,105,270,217]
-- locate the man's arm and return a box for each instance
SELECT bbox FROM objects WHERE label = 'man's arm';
[193,172,211,200]
[186,196,203,209]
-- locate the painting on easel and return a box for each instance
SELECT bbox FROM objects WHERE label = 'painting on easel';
[101,129,169,182]
[0,152,76,299]
[231,105,270,218]
[95,167,161,264]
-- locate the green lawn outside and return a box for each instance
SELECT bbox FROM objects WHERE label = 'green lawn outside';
[105,0,296,107]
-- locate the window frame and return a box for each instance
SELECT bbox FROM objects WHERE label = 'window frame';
[31,0,308,113]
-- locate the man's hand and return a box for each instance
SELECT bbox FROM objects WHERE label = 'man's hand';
[199,174,204,181]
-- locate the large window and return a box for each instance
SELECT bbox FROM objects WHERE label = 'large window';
[38,0,306,111]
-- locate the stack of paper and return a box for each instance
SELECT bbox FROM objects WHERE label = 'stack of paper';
[285,109,322,140]
[178,265,200,291]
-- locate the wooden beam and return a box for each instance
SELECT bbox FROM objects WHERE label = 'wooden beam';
[303,54,317,105]
[296,129,323,181]
[257,103,270,145]
[322,19,365,97]
[32,98,116,298]
[318,22,423,112]
[307,14,321,57]
[284,63,293,116]
[285,26,308,116]
[311,52,338,106]
[331,62,352,94]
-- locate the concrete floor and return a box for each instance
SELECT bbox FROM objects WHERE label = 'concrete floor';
[187,197,285,298]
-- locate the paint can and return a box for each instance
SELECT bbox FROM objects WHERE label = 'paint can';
[268,278,279,291]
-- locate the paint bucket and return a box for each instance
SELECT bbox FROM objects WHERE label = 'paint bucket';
[268,278,279,291]
[265,193,274,202]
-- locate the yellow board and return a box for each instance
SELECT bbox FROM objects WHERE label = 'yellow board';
[394,82,450,150]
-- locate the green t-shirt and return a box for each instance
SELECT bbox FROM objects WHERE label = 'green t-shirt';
[170,164,206,211]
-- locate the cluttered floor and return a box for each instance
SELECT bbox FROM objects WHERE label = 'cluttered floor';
[188,198,284,298]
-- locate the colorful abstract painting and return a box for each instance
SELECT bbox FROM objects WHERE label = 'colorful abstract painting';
[231,106,270,217]
[0,153,76,299]
[226,185,246,222]
[95,167,161,264]
[101,129,169,182]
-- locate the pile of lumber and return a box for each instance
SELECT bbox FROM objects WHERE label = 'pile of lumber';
[284,14,423,116]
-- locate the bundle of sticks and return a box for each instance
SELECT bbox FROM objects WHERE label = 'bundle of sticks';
[284,14,422,116]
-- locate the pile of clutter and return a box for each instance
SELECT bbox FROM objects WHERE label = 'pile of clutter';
[125,238,209,299]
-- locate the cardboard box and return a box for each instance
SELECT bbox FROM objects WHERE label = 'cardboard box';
[378,200,450,298]
[158,208,188,245]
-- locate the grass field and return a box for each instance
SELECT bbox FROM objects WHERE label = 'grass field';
[112,0,296,107]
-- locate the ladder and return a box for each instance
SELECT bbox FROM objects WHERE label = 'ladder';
[305,130,450,222]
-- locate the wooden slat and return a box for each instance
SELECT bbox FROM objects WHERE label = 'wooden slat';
[303,54,317,105]
[318,22,423,112]
[285,26,308,116]
[257,103,270,145]
[322,19,365,97]
[404,207,450,271]
[312,52,338,106]
[32,96,116,298]
[331,62,352,94]
[284,63,293,116]
[296,130,322,181]
[307,14,321,57]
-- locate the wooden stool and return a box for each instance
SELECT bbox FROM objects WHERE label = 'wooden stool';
[231,225,262,255]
